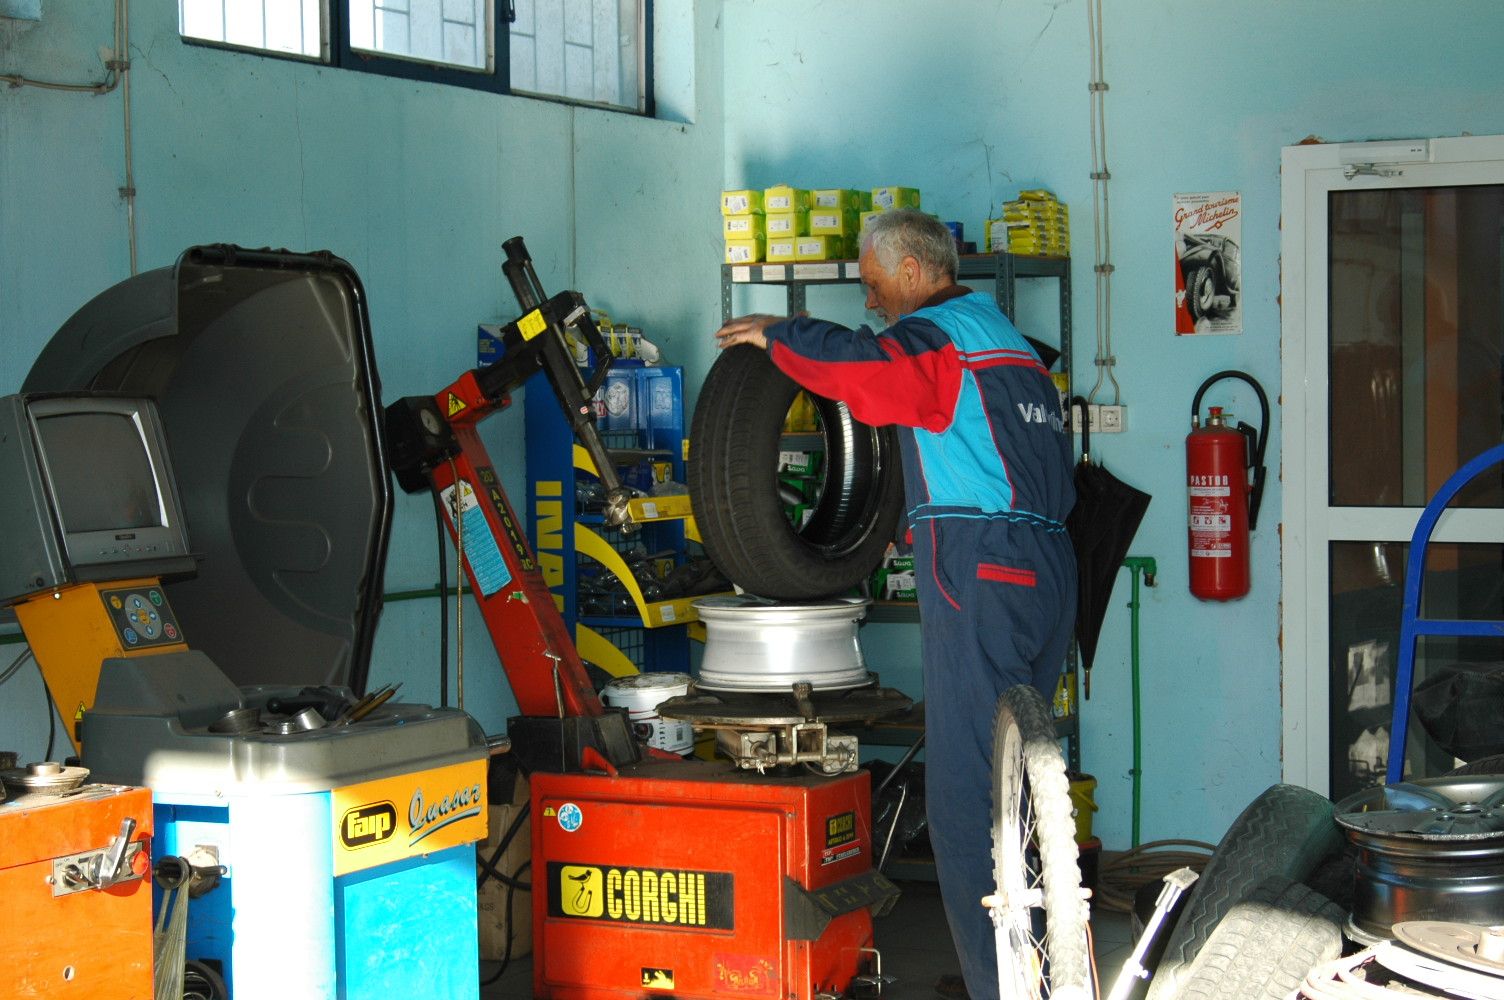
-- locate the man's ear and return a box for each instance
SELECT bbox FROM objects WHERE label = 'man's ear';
[901,255,922,289]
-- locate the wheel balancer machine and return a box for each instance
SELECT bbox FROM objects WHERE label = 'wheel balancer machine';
[385,237,901,1000]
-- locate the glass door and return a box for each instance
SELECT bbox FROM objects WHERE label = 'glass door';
[1282,136,1504,798]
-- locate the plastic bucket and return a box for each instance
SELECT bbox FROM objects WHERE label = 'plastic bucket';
[600,673,694,755]
[1069,773,1099,844]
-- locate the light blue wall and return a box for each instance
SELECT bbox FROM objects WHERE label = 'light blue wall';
[722,0,1504,847]
[6,0,1504,853]
[0,1,724,755]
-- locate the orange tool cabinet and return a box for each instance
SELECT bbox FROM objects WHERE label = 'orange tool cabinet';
[532,759,897,1000]
[1,784,155,999]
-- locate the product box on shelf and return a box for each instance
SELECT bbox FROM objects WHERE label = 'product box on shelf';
[871,186,921,210]
[722,214,765,239]
[810,209,861,236]
[765,211,811,237]
[871,544,917,601]
[812,189,870,212]
[721,189,764,215]
[795,235,849,260]
[763,185,812,212]
[767,238,797,263]
[725,237,766,264]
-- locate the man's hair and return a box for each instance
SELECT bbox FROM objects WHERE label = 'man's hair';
[860,208,959,281]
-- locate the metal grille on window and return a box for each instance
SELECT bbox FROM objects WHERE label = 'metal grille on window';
[179,0,324,59]
[509,0,641,110]
[349,0,491,71]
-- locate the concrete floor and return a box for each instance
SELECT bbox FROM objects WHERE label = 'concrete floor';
[480,878,1138,999]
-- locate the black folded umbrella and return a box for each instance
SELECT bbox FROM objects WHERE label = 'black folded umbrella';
[1065,397,1152,691]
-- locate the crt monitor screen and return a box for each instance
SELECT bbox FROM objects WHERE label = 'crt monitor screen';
[33,411,164,533]
[0,393,196,605]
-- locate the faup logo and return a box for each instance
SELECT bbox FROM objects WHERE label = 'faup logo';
[340,802,397,849]
[560,865,604,917]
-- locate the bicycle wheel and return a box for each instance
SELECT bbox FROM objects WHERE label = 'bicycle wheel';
[991,684,1091,999]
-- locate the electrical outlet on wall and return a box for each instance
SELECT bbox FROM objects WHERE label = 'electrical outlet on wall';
[1074,404,1126,434]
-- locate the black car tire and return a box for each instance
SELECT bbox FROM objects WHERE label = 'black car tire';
[1446,753,1504,776]
[1145,784,1343,1000]
[1187,267,1214,321]
[688,344,904,600]
[1175,876,1346,1000]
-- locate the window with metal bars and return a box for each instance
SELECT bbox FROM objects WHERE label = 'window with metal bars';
[178,0,651,113]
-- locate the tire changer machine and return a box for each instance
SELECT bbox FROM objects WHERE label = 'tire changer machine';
[6,238,905,999]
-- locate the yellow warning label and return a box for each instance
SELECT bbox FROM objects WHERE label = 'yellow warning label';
[548,862,734,929]
[446,392,467,417]
[560,864,605,917]
[642,968,675,990]
[518,309,547,341]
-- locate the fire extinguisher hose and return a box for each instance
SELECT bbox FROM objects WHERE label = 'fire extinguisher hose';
[1190,370,1269,530]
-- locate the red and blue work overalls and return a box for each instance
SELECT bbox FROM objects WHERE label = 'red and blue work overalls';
[766,288,1077,1000]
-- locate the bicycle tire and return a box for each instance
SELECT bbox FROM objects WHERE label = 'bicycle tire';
[992,684,1091,999]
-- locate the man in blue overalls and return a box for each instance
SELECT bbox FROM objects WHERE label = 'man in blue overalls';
[716,208,1077,1000]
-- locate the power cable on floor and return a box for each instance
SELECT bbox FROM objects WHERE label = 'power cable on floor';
[480,859,531,988]
[1093,839,1215,914]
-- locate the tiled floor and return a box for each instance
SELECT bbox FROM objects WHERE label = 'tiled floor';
[481,877,1140,999]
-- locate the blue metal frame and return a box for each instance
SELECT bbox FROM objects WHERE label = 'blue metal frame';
[1385,442,1504,783]
[522,364,690,673]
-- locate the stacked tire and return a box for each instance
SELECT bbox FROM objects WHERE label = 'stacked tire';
[688,345,904,600]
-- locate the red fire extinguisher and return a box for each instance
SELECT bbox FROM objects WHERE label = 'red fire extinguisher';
[1187,371,1268,601]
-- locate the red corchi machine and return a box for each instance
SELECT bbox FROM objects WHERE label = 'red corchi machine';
[383,237,908,1000]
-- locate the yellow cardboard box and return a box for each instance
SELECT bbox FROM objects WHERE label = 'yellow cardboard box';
[871,186,921,210]
[810,209,860,236]
[721,189,764,215]
[764,185,812,213]
[725,237,766,264]
[765,211,811,237]
[767,238,797,263]
[795,235,849,261]
[722,214,765,239]
[812,189,868,213]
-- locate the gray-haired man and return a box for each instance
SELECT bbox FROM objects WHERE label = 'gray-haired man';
[717,209,1077,1000]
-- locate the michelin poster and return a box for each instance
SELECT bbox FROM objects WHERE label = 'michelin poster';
[1174,192,1242,335]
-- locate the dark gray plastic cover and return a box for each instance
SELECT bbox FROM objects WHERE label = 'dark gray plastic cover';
[24,246,392,692]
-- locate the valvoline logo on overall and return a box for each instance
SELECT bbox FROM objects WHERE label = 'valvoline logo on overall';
[340,801,397,849]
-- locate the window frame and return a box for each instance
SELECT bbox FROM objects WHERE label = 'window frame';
[179,0,655,115]
[334,0,509,95]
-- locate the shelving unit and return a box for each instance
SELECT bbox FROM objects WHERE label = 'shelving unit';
[523,365,704,679]
[721,252,1081,771]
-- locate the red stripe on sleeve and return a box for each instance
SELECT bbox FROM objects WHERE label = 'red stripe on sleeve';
[769,339,961,432]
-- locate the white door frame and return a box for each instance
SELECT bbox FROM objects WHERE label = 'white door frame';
[1280,135,1504,793]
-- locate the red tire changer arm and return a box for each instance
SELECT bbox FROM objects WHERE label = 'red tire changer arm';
[384,237,640,769]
